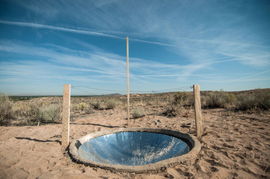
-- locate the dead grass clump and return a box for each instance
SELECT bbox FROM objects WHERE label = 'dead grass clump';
[131,107,145,119]
[0,94,13,125]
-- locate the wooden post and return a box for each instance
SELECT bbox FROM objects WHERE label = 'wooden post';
[193,84,203,139]
[62,84,71,151]
[126,37,130,125]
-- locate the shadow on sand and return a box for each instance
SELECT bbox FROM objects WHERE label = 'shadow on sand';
[71,122,120,128]
[15,137,61,144]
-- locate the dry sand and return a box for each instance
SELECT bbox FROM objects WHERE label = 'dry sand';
[0,108,269,178]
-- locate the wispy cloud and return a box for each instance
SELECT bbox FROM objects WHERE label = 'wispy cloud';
[2,0,270,67]
[2,39,267,94]
[0,20,122,39]
[0,20,175,47]
[1,0,270,94]
[0,40,225,93]
[0,41,125,77]
[0,40,191,78]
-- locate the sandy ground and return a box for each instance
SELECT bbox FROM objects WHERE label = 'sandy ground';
[0,108,269,179]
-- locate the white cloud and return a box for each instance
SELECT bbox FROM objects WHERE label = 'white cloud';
[0,40,217,93]
[7,0,270,67]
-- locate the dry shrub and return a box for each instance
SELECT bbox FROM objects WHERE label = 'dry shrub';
[91,99,119,110]
[12,103,38,118]
[202,91,236,109]
[172,92,193,106]
[0,94,13,125]
[162,93,189,117]
[73,102,88,111]
[201,90,270,111]
[10,99,62,125]
[72,102,94,115]
[236,92,270,111]
[92,100,102,110]
[132,107,145,119]
[0,96,63,125]
[77,102,89,111]
[162,105,178,117]
[38,104,60,122]
[104,99,118,109]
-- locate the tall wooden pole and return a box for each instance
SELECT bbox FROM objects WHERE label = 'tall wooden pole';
[193,84,203,139]
[62,84,71,151]
[126,37,130,125]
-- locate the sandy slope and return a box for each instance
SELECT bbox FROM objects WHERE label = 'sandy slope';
[0,109,269,179]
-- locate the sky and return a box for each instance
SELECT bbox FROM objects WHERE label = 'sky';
[0,0,270,95]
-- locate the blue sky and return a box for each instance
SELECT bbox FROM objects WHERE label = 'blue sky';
[0,0,270,95]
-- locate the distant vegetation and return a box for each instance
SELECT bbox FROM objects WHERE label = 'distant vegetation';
[0,95,13,125]
[0,89,269,126]
[201,89,270,110]
[151,89,270,117]
[0,94,61,125]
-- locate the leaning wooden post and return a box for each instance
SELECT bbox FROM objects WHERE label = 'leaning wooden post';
[62,84,71,151]
[193,84,203,140]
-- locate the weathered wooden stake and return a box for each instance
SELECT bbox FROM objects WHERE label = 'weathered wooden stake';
[62,84,71,151]
[193,84,203,139]
[126,37,130,125]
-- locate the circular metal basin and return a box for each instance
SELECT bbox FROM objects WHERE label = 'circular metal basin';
[69,128,201,173]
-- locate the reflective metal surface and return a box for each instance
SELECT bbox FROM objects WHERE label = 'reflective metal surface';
[78,131,190,166]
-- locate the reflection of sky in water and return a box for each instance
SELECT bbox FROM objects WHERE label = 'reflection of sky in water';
[78,132,190,166]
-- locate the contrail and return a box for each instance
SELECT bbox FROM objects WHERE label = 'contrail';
[0,20,122,39]
[130,38,175,47]
[0,20,174,47]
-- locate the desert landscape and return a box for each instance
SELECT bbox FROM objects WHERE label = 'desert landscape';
[0,89,269,178]
[1,1,270,178]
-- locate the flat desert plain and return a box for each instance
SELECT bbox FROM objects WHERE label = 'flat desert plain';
[0,93,269,179]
